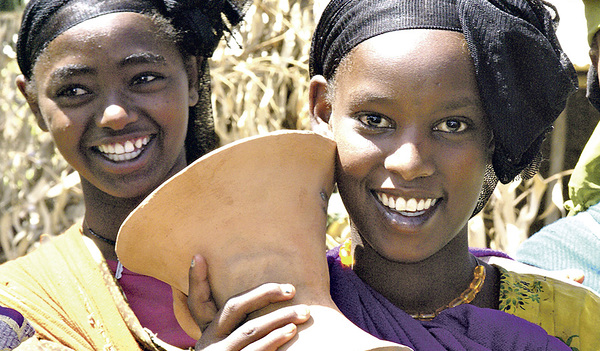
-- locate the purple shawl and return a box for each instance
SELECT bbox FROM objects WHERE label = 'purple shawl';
[327,247,569,351]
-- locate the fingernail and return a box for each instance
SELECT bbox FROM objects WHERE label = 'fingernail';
[282,323,296,335]
[280,284,294,295]
[296,305,310,319]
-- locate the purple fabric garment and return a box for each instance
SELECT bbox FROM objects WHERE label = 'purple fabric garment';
[327,247,569,351]
[469,247,512,260]
[0,305,26,326]
[0,305,35,350]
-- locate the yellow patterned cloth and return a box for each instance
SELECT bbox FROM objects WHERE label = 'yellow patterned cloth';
[0,224,177,351]
[488,256,600,351]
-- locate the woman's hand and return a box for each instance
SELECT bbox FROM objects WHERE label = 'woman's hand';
[555,268,585,284]
[188,254,311,350]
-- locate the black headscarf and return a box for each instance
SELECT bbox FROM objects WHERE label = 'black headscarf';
[17,0,252,162]
[310,0,578,188]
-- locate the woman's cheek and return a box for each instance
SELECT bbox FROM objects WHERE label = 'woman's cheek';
[453,148,489,197]
[337,140,378,176]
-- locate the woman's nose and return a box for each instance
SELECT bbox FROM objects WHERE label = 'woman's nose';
[384,141,434,181]
[98,104,137,130]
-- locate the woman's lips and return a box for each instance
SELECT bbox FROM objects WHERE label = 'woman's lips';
[375,191,438,217]
[96,135,150,162]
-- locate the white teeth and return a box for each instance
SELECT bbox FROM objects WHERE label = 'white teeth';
[395,197,406,212]
[381,193,389,206]
[376,192,438,215]
[96,136,150,162]
[406,198,417,211]
[125,140,134,153]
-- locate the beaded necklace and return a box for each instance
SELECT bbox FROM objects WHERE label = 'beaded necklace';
[408,264,485,321]
[338,238,486,321]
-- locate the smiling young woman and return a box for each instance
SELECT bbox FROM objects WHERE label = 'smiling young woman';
[306,0,600,349]
[0,0,316,349]
[22,13,194,204]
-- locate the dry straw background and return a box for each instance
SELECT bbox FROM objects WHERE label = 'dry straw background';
[0,0,570,263]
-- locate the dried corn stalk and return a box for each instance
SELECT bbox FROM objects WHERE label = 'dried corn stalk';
[469,170,573,256]
[211,0,322,143]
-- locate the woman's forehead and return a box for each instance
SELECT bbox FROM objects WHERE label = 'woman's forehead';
[34,13,179,78]
[338,30,473,86]
[332,30,482,115]
[350,30,467,63]
[52,12,158,42]
[43,13,172,58]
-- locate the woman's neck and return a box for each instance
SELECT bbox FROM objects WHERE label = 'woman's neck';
[351,227,498,315]
[81,178,147,261]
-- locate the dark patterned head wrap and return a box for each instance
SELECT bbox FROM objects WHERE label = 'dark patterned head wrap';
[17,0,252,162]
[310,0,578,214]
[310,0,577,189]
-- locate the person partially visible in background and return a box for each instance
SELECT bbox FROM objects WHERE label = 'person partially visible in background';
[515,0,600,296]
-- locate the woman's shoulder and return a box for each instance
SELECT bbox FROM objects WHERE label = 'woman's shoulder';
[0,221,103,304]
[0,222,96,269]
[487,256,600,351]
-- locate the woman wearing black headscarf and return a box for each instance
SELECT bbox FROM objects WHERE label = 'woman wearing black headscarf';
[0,0,312,349]
[307,0,600,349]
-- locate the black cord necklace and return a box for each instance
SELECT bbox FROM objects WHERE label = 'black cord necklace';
[83,220,123,280]
[84,221,116,246]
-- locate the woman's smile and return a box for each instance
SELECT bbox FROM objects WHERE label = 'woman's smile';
[87,132,156,177]
[372,190,441,230]
[86,129,158,176]
[96,135,151,162]
[375,191,439,216]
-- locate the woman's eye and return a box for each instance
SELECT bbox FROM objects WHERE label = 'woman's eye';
[358,114,393,128]
[57,86,88,98]
[434,119,468,133]
[132,73,159,86]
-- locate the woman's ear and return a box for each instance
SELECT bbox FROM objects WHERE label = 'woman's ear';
[309,75,333,138]
[591,50,599,71]
[590,33,600,70]
[186,56,200,107]
[15,75,48,132]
